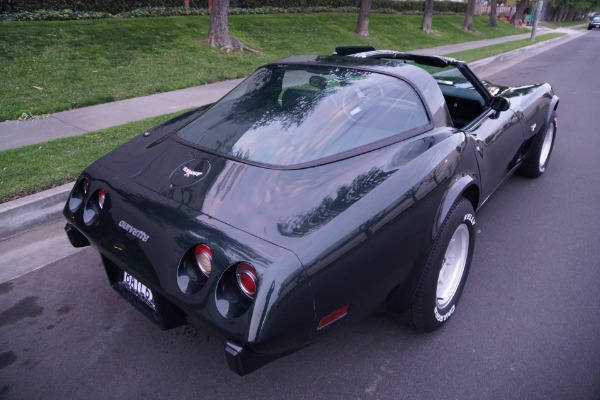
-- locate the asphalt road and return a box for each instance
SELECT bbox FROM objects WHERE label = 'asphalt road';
[1,32,600,400]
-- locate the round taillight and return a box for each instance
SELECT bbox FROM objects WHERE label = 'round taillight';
[195,244,212,277]
[69,178,90,212]
[236,263,257,299]
[98,189,106,209]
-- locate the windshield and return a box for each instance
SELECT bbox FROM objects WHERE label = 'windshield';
[411,63,481,93]
[176,65,430,166]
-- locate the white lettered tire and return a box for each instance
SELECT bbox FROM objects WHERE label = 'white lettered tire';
[410,198,476,331]
[518,111,557,178]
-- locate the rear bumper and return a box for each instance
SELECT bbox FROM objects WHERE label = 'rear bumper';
[63,214,313,375]
[101,253,188,330]
[64,222,90,247]
[224,341,297,376]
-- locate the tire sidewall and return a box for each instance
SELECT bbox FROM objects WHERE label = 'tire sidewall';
[413,198,476,331]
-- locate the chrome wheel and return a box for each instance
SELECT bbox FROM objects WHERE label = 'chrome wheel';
[436,224,470,309]
[539,122,554,170]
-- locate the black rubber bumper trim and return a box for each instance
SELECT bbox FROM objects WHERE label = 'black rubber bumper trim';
[64,223,90,248]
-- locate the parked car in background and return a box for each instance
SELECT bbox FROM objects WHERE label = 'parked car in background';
[63,46,559,375]
[588,15,600,29]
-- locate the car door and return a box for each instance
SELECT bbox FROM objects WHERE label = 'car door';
[466,108,525,201]
[450,61,526,202]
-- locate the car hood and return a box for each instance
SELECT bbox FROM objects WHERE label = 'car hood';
[94,110,462,253]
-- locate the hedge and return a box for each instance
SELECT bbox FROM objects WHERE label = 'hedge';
[236,0,466,13]
[0,0,185,13]
[1,0,466,15]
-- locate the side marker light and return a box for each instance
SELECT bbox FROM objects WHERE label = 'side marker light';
[317,304,349,330]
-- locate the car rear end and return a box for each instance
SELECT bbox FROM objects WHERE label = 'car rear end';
[63,168,315,375]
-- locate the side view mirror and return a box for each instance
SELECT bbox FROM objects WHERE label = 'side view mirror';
[490,96,510,112]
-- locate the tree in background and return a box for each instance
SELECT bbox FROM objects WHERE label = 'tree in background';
[207,0,256,52]
[421,0,435,33]
[463,0,477,30]
[207,0,231,47]
[489,0,499,27]
[549,0,600,21]
[354,0,372,37]
[510,0,530,26]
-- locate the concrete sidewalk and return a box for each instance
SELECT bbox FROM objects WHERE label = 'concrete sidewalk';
[0,79,244,151]
[0,26,585,243]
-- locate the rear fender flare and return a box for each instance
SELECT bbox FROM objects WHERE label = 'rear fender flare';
[385,174,478,313]
[432,174,478,241]
[546,95,559,126]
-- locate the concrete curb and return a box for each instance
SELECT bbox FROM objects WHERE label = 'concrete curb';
[0,182,73,241]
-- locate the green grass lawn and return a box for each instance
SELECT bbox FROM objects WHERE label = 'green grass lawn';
[444,32,565,62]
[0,14,523,122]
[0,113,180,203]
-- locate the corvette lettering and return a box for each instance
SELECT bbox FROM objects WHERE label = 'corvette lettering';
[118,220,150,242]
[183,166,203,178]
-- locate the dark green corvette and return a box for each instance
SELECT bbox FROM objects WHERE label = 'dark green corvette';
[64,47,559,375]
